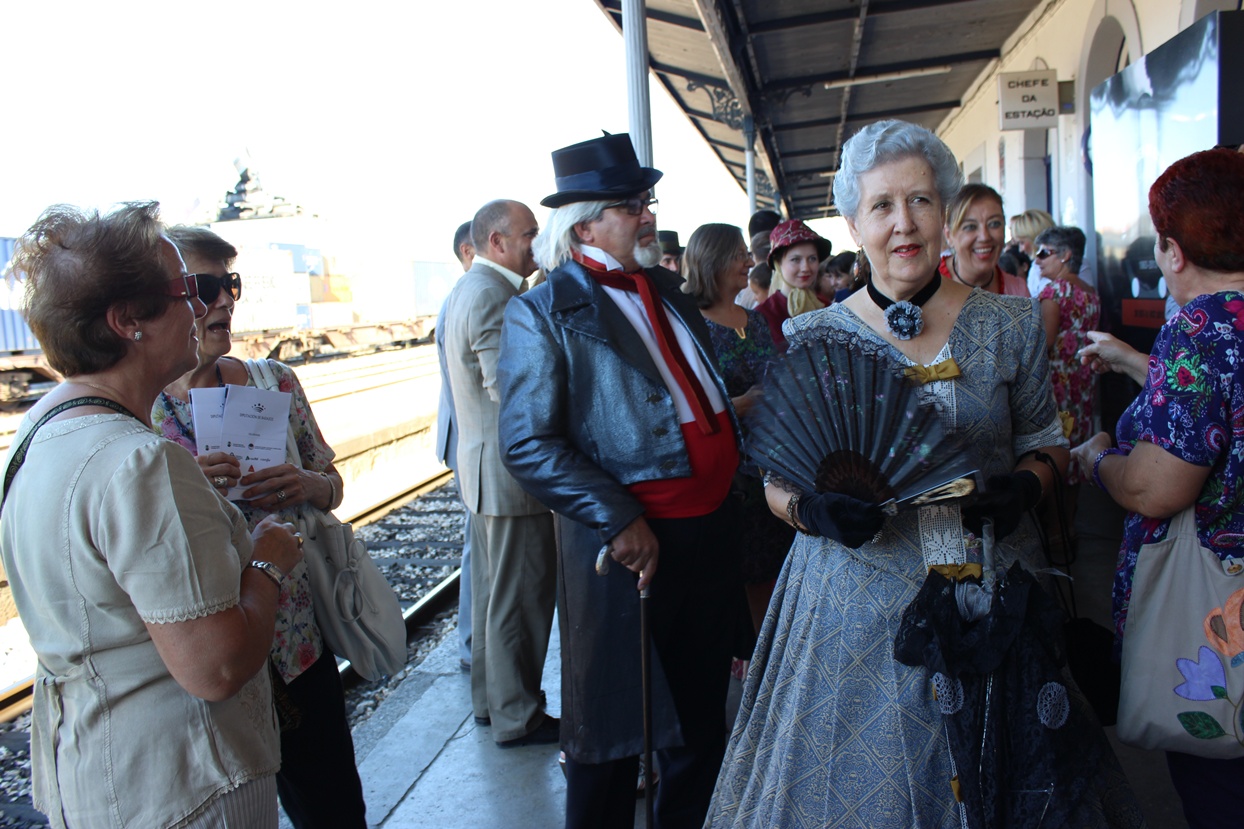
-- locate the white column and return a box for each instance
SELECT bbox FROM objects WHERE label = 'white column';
[622,0,653,166]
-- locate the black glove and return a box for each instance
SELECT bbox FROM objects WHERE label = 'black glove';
[961,471,1042,541]
[796,492,886,549]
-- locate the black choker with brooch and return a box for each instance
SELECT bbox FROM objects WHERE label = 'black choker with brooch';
[867,275,941,340]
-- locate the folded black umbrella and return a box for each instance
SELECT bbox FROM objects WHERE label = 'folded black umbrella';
[894,563,1108,829]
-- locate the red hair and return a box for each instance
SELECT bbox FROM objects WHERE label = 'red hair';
[1150,148,1244,272]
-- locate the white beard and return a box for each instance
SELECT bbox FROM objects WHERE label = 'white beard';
[634,240,662,268]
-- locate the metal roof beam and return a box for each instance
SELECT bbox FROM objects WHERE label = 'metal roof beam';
[781,147,838,158]
[772,99,962,132]
[599,0,704,31]
[765,50,999,93]
[747,0,985,35]
[690,0,784,211]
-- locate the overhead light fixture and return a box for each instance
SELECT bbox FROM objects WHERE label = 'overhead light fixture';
[823,65,953,91]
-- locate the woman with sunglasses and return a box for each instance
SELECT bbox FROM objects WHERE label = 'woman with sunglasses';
[2,203,303,827]
[153,225,365,829]
[1033,226,1099,452]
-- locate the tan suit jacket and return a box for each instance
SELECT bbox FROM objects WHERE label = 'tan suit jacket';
[441,261,546,517]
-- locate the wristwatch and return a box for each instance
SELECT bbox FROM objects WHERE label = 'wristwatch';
[247,560,285,589]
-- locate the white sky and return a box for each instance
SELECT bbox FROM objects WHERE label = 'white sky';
[0,0,854,270]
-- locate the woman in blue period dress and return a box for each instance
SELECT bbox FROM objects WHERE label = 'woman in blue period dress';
[151,226,366,829]
[681,222,795,633]
[705,121,1144,828]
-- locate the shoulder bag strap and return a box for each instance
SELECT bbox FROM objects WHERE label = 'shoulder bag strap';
[2,396,138,508]
[246,359,302,469]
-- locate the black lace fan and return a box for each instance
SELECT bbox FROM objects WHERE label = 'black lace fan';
[746,338,976,510]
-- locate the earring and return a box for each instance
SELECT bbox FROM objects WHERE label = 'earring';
[133,331,143,342]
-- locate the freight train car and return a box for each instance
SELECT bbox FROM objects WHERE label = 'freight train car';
[0,234,447,402]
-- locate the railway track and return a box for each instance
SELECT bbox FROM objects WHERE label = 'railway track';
[341,469,459,685]
[0,468,461,721]
[0,345,438,454]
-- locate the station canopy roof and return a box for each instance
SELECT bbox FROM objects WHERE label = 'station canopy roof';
[592,0,1044,218]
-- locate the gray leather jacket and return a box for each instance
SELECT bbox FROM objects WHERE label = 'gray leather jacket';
[497,260,740,544]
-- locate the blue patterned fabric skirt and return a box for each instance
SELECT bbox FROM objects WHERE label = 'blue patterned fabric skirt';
[704,533,1146,829]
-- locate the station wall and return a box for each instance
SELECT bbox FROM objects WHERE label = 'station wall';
[935,0,1237,280]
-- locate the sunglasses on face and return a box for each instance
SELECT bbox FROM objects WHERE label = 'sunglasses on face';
[1034,248,1057,260]
[162,274,199,299]
[603,196,659,216]
[190,272,242,303]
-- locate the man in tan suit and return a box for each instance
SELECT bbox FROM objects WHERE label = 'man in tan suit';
[441,199,558,746]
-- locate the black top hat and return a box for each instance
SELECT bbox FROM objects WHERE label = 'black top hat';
[658,231,683,256]
[541,134,663,208]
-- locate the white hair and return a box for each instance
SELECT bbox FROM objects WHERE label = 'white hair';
[833,119,963,219]
[533,200,609,272]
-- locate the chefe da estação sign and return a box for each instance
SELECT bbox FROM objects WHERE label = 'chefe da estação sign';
[998,70,1059,131]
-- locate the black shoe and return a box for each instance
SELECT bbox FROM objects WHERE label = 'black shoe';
[497,714,560,748]
[475,690,546,729]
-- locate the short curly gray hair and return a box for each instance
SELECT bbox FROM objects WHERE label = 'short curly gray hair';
[1034,225,1086,274]
[832,120,963,219]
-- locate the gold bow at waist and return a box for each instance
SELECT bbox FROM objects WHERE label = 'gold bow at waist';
[904,357,961,385]
[928,562,982,581]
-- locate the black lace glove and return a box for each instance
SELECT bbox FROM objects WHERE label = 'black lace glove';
[795,492,886,549]
[961,471,1042,541]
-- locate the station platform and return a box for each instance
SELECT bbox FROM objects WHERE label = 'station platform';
[348,484,1188,829]
[349,616,584,829]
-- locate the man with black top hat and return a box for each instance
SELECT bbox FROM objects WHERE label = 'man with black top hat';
[657,229,683,273]
[496,133,744,829]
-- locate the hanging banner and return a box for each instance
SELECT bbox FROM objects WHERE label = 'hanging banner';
[998,70,1059,131]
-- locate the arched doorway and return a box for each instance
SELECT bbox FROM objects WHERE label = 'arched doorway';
[1075,1,1143,285]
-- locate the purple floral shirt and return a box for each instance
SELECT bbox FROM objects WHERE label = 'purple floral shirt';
[1114,291,1244,641]
[152,360,334,683]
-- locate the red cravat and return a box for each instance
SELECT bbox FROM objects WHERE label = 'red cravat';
[574,252,719,436]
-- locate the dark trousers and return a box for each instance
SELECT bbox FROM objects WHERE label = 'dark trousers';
[275,650,367,829]
[1166,751,1244,829]
[564,739,727,829]
[564,507,740,829]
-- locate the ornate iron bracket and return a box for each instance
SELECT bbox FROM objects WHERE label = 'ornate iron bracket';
[686,80,745,130]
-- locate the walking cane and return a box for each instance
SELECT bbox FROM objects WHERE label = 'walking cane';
[597,544,655,829]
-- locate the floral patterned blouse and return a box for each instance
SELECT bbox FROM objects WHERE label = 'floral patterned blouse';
[152,359,334,683]
[1037,278,1101,448]
[1113,292,1244,642]
[704,309,776,400]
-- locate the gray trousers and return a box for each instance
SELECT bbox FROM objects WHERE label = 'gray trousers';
[469,510,556,741]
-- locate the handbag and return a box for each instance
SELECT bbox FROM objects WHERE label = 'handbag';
[244,358,407,681]
[1117,506,1244,758]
